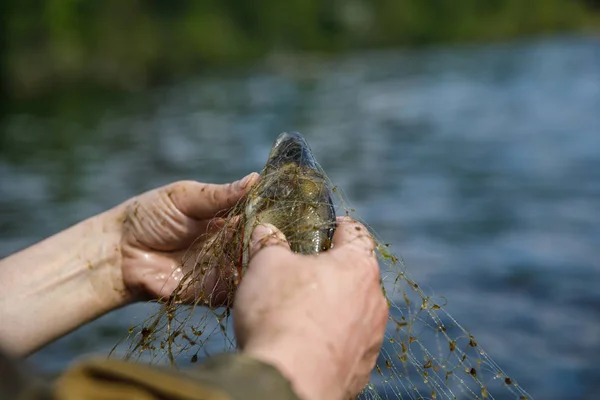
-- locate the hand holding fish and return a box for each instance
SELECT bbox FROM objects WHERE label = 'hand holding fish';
[234,217,389,400]
[119,173,259,304]
[0,173,259,355]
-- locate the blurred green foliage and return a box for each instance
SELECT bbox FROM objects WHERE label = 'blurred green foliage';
[3,0,599,99]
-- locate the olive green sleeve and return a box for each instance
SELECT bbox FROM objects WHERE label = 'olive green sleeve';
[0,346,300,400]
[52,353,301,400]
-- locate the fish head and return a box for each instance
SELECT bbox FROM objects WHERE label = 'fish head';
[265,131,318,171]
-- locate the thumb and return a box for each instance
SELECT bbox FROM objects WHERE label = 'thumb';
[249,223,291,260]
[166,172,260,220]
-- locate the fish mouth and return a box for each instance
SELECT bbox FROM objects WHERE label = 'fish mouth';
[265,132,318,170]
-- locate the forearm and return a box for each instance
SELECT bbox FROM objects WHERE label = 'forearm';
[0,205,130,356]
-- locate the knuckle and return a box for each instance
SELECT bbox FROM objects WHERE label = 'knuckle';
[210,184,223,204]
[363,256,381,282]
[170,180,192,192]
[164,180,193,202]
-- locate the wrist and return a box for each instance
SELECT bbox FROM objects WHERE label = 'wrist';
[0,205,130,355]
[84,204,131,310]
[242,333,343,400]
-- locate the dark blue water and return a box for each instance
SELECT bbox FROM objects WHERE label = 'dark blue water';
[1,36,599,400]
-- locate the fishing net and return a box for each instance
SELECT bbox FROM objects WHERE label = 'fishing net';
[112,133,532,400]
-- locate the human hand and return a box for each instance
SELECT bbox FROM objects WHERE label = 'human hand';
[118,172,259,305]
[233,217,388,400]
[0,173,259,356]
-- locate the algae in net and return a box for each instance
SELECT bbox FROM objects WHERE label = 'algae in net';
[112,132,532,400]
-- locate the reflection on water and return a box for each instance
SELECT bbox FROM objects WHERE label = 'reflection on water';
[1,36,599,399]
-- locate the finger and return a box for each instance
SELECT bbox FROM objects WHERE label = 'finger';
[173,223,240,306]
[249,223,291,260]
[331,216,376,254]
[167,172,260,220]
[187,214,243,250]
[161,215,232,252]
[204,214,241,236]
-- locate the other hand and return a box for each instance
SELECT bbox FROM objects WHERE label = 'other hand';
[119,172,259,305]
[233,217,388,400]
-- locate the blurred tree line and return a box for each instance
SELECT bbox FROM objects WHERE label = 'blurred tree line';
[2,0,599,100]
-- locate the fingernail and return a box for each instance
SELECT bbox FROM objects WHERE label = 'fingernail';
[213,218,226,229]
[237,172,257,190]
[251,224,274,247]
[250,224,279,256]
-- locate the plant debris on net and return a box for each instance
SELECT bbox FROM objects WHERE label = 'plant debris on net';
[113,132,532,400]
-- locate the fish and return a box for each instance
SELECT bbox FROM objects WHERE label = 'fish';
[240,131,336,275]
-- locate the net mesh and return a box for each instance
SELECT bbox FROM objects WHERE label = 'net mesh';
[112,135,532,400]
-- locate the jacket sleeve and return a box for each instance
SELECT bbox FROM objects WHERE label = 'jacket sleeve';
[52,353,301,400]
[0,345,300,400]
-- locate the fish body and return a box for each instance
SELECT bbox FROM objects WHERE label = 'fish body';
[241,132,336,272]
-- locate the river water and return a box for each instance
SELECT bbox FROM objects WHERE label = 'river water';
[1,35,599,399]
